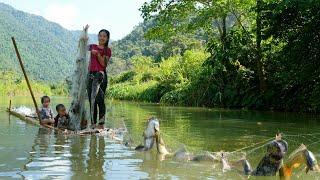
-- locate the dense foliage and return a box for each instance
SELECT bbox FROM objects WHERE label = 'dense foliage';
[1,1,319,112]
[110,21,205,67]
[108,50,209,103]
[108,0,320,112]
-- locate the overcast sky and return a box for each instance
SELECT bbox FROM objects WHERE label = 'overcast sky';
[1,0,147,40]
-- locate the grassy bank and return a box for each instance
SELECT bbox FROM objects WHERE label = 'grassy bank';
[107,50,210,105]
[107,48,320,113]
[0,71,68,97]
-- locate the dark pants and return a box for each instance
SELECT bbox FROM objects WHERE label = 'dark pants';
[87,71,108,125]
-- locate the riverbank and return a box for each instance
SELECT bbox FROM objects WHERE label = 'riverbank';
[107,50,320,113]
[0,71,68,97]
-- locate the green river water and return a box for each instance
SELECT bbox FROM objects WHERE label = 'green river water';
[0,96,319,179]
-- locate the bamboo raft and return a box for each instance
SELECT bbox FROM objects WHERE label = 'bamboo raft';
[6,106,98,134]
[7,108,42,127]
[8,31,125,139]
[6,104,126,140]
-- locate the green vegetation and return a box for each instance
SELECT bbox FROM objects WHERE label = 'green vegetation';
[109,21,206,75]
[0,3,97,82]
[1,1,319,113]
[108,50,210,104]
[108,0,320,113]
[0,71,68,96]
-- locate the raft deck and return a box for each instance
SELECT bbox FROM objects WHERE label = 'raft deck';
[6,107,125,139]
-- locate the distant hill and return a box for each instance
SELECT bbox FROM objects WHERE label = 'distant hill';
[111,22,164,61]
[0,2,98,82]
[110,21,206,63]
[0,2,203,82]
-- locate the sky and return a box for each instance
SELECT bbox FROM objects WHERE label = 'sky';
[0,0,147,40]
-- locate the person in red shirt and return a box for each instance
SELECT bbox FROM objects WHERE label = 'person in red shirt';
[85,25,111,129]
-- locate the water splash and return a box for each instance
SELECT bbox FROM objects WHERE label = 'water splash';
[12,106,35,117]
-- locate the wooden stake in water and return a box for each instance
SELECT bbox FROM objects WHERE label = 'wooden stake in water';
[11,37,41,124]
[9,100,12,111]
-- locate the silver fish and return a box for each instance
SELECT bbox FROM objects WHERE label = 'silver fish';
[191,151,218,162]
[221,153,231,172]
[155,132,170,155]
[135,117,160,151]
[173,146,192,161]
[305,150,319,173]
[238,159,252,175]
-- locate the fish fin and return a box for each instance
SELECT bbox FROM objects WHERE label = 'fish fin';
[135,144,145,151]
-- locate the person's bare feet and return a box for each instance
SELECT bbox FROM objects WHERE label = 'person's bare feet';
[97,124,104,129]
[91,124,96,129]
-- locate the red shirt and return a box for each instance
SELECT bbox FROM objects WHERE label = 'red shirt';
[88,44,112,72]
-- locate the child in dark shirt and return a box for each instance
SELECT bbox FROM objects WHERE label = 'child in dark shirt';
[54,104,70,130]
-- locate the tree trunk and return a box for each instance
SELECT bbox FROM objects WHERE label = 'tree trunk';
[256,0,267,93]
[221,15,227,54]
[220,15,228,107]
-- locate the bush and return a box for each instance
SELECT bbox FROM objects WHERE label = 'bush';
[107,50,210,105]
[110,70,136,84]
[107,81,158,102]
[0,71,68,96]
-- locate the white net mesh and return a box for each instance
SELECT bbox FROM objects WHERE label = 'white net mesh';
[68,28,89,131]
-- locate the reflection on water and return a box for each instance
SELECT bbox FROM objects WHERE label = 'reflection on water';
[0,97,320,179]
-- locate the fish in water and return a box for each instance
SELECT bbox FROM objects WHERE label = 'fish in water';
[191,151,219,162]
[155,132,170,155]
[251,139,288,176]
[172,146,193,161]
[279,144,320,178]
[135,117,160,151]
[215,152,252,175]
[305,150,319,173]
[230,136,320,178]
[135,117,221,163]
[221,153,231,172]
[155,133,220,162]
[239,158,252,175]
[154,132,191,160]
[155,133,195,161]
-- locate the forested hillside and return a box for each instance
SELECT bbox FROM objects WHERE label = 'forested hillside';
[109,21,205,75]
[2,1,319,113]
[0,2,203,81]
[0,2,97,82]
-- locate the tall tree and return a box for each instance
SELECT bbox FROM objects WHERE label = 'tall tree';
[256,0,267,92]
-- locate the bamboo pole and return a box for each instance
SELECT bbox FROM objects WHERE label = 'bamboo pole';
[9,100,12,111]
[11,37,41,124]
[8,100,12,122]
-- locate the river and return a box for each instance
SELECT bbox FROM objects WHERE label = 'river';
[0,96,319,179]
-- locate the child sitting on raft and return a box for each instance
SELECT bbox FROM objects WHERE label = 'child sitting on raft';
[54,104,88,131]
[39,96,55,125]
[54,104,70,130]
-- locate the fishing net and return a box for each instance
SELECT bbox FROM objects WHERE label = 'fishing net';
[68,28,89,131]
[221,132,320,163]
[158,129,320,176]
